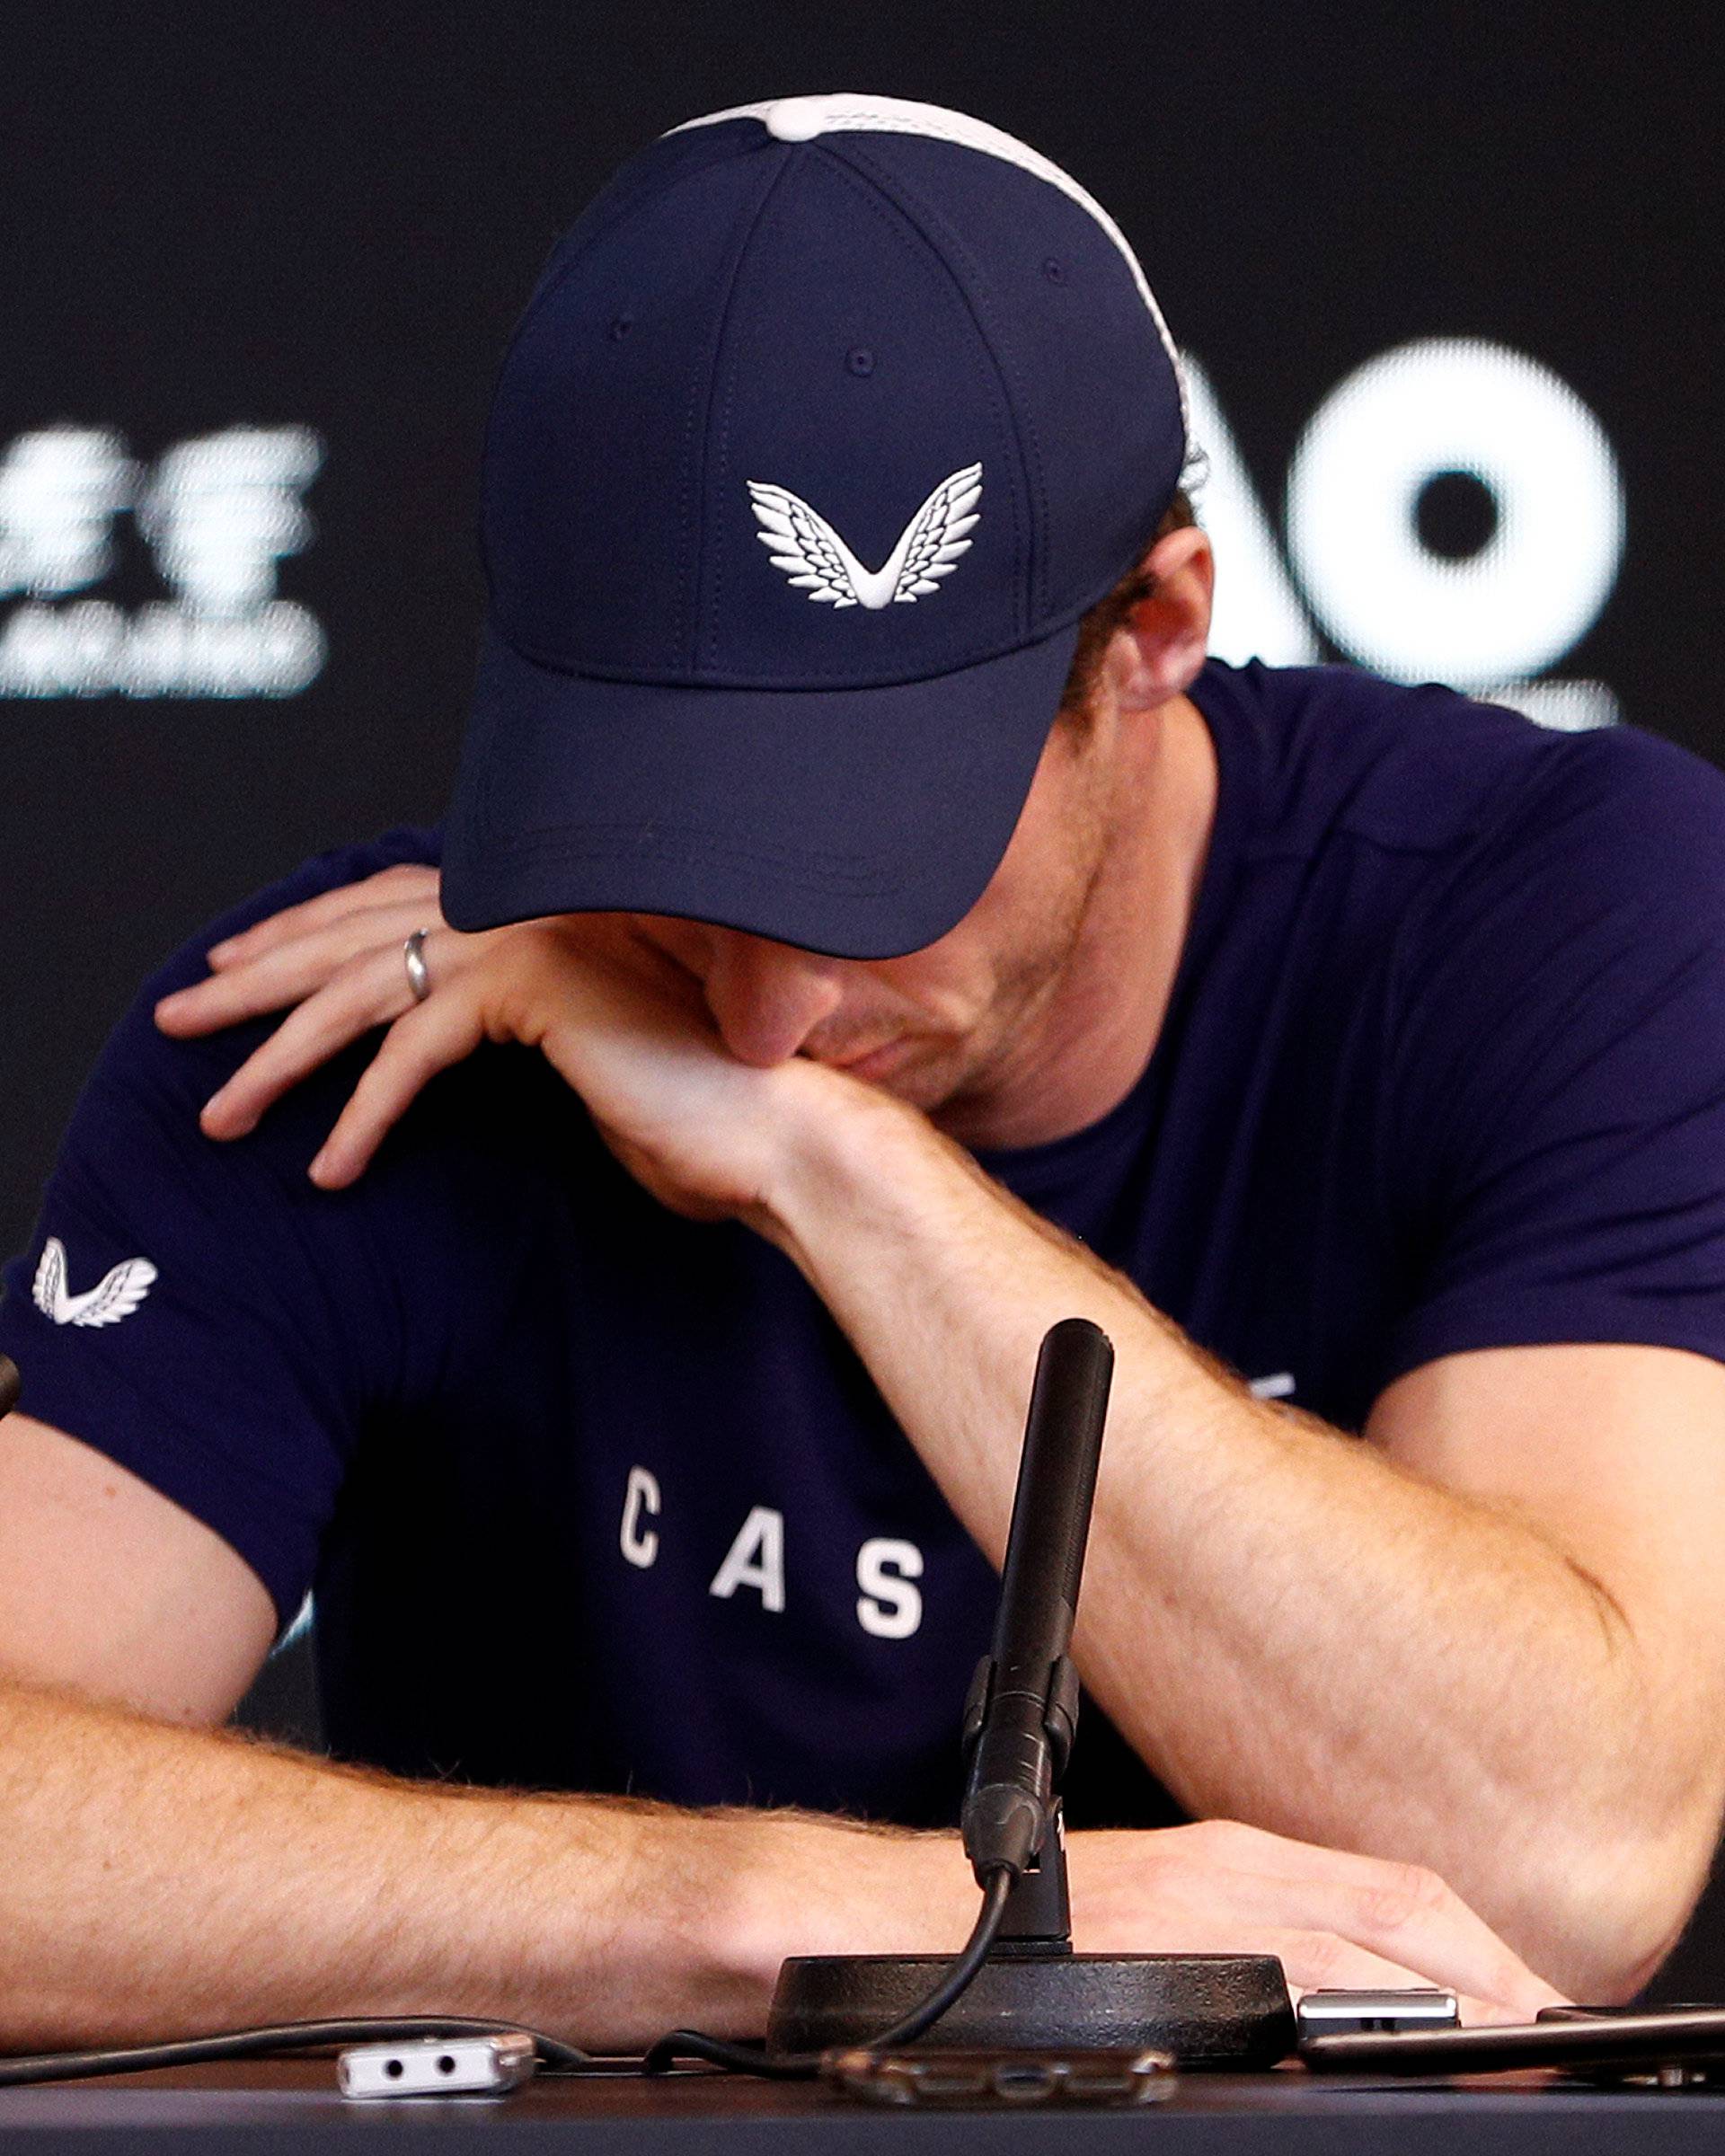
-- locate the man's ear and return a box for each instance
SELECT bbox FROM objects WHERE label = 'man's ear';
[1110,526,1215,710]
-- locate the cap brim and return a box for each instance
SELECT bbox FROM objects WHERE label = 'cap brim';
[441,621,1083,959]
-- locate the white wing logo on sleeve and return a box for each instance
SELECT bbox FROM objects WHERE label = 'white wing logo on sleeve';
[31,1237,157,1328]
[747,463,983,610]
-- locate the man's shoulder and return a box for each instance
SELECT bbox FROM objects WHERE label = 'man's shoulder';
[12,817,596,1387]
[101,826,444,1113]
[26,826,469,1241]
[1201,659,1725,873]
[146,826,443,1004]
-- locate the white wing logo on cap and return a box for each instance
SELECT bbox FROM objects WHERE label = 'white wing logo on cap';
[31,1237,157,1328]
[747,463,982,610]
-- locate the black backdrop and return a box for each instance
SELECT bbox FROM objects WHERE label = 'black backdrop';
[3,1,1721,1995]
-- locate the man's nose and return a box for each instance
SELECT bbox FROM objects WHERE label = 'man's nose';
[701,932,845,1066]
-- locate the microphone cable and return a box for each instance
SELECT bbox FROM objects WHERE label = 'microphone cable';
[0,2017,590,2090]
[643,1863,1016,2080]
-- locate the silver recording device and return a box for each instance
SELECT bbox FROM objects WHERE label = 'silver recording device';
[1296,1988,1461,2037]
[337,2032,538,2099]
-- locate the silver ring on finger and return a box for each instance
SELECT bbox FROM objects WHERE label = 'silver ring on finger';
[403,927,433,1004]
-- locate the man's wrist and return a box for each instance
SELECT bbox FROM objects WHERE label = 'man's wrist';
[535,1795,972,2045]
[753,1065,949,1264]
[695,1808,978,2022]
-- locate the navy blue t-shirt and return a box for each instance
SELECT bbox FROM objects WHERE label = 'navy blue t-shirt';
[7,659,1725,1831]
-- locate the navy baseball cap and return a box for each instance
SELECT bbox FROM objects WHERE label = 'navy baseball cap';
[442,94,1188,958]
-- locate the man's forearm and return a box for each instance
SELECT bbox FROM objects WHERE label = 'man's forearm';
[0,1678,966,2050]
[764,1085,1687,1991]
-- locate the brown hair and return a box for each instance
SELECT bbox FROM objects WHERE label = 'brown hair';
[1057,486,1198,719]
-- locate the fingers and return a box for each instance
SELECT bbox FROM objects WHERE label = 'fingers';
[208,863,441,970]
[155,863,441,1037]
[197,943,422,1138]
[1164,1823,1564,2015]
[1269,1940,1527,2026]
[1254,1886,1553,2016]
[1256,1928,1474,1997]
[1072,1822,1566,2022]
[1453,1992,1544,2028]
[157,901,439,1038]
[308,994,486,1188]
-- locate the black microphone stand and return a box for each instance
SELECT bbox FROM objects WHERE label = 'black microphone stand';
[766,1318,1296,2066]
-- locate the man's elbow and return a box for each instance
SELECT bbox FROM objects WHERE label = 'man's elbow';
[1518,1810,1721,2003]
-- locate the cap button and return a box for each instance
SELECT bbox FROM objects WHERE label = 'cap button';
[765,96,831,143]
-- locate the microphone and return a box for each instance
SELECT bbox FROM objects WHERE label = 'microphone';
[763,1302,1294,2061]
[960,1317,1111,1882]
[0,1353,19,1420]
[765,1314,1294,2065]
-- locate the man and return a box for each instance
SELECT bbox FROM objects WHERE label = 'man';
[3,96,1722,2048]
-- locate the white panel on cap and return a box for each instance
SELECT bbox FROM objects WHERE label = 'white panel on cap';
[668,93,1188,435]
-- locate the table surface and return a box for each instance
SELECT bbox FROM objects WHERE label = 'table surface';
[5,2059,1725,2155]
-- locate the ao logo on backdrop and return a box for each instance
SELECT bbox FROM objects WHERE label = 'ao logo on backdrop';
[0,340,1623,713]
[1188,338,1624,730]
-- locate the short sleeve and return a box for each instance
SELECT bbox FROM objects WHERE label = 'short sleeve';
[0,829,438,1625]
[1376,726,1725,1389]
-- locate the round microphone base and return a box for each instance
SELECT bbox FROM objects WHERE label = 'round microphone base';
[767,1952,1295,2066]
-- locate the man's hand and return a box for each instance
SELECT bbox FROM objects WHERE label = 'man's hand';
[1065,1820,1564,2019]
[726,1811,1561,2028]
[309,916,859,1218]
[157,869,856,1222]
[155,862,454,1060]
